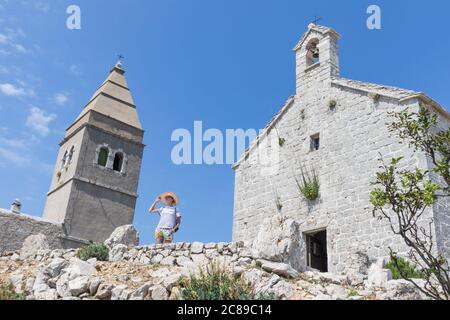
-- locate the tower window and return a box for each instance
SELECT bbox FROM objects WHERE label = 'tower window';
[97,147,109,167]
[113,152,124,172]
[67,146,75,165]
[61,151,68,169]
[306,39,320,67]
[310,134,320,151]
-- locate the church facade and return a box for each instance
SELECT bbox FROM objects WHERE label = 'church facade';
[43,61,145,246]
[232,24,450,274]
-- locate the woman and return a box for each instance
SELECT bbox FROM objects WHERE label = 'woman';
[148,192,181,244]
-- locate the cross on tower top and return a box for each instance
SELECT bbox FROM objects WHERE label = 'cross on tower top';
[117,54,124,63]
[311,16,322,25]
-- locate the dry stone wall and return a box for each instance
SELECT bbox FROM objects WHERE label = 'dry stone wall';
[0,209,63,253]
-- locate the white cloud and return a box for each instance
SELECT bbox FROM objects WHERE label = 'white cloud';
[0,146,30,166]
[0,33,7,43]
[69,64,81,75]
[34,1,50,12]
[0,83,26,96]
[26,107,56,136]
[54,93,68,106]
[14,43,27,53]
[0,136,27,149]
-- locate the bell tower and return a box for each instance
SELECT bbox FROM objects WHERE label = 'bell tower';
[292,24,341,96]
[43,60,145,246]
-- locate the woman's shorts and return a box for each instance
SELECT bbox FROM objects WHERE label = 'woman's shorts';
[155,228,173,242]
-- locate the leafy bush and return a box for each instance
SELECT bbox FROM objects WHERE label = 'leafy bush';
[77,242,109,261]
[385,256,424,280]
[295,167,320,201]
[178,262,275,300]
[347,289,359,297]
[0,283,25,300]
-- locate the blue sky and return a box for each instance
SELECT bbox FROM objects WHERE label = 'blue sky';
[0,0,449,245]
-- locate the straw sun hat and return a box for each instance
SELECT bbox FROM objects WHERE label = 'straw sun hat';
[159,192,180,205]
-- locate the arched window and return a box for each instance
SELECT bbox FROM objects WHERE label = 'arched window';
[61,150,68,169]
[67,146,75,164]
[113,152,124,172]
[97,147,109,167]
[306,39,320,66]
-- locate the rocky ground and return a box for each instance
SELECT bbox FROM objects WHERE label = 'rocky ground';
[0,243,427,300]
[0,217,431,301]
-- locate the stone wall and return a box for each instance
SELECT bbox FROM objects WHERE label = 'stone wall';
[0,209,64,253]
[108,241,250,269]
[431,110,450,261]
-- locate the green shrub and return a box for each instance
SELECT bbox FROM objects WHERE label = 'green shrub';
[385,257,424,280]
[77,242,109,261]
[0,283,25,300]
[347,289,359,297]
[295,167,320,201]
[178,262,275,300]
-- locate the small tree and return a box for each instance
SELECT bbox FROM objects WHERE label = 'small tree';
[370,108,450,300]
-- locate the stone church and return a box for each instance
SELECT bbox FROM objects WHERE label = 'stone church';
[232,24,450,274]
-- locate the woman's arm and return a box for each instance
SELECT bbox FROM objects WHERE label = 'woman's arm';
[148,197,161,213]
[173,216,181,232]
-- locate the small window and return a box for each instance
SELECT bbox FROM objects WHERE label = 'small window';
[310,134,320,151]
[98,147,109,167]
[67,146,75,164]
[113,152,124,172]
[61,151,68,169]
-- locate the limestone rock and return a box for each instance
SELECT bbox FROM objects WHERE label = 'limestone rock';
[10,271,24,294]
[129,283,151,300]
[251,214,305,271]
[160,256,176,266]
[257,260,299,278]
[109,244,128,262]
[20,234,49,260]
[68,276,90,296]
[56,273,71,298]
[150,285,169,300]
[95,283,114,300]
[35,288,58,300]
[89,277,102,296]
[45,258,67,278]
[176,256,193,268]
[111,285,128,300]
[162,273,181,291]
[269,280,295,300]
[65,257,97,280]
[367,259,392,288]
[241,269,266,287]
[104,225,139,248]
[190,242,204,254]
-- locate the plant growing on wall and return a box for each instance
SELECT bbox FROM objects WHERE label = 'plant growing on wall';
[370,108,450,300]
[295,167,320,201]
[368,92,380,103]
[274,192,283,211]
[275,128,286,147]
[329,99,337,110]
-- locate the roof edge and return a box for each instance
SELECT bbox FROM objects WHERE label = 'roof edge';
[232,96,295,169]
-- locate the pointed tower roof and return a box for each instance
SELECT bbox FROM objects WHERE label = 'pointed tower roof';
[74,60,143,130]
